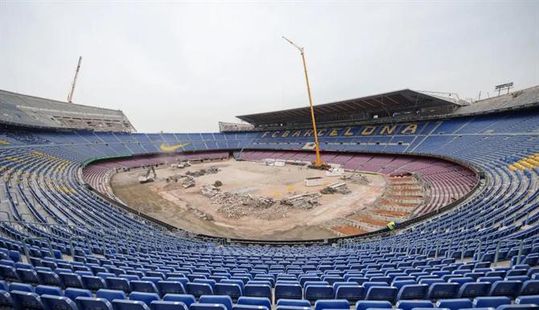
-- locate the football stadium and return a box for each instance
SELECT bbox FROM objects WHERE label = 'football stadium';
[1,2,539,310]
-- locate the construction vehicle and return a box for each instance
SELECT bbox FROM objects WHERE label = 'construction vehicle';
[138,166,156,184]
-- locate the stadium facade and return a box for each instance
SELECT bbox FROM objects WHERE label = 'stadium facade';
[0,85,538,309]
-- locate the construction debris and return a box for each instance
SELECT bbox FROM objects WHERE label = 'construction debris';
[341,173,369,185]
[326,167,345,177]
[280,193,321,209]
[320,182,351,195]
[186,166,220,177]
[212,192,276,219]
[201,185,221,197]
[166,175,195,188]
[181,176,196,188]
[171,161,191,169]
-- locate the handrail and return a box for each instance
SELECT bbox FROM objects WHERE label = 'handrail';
[493,238,524,267]
[22,237,53,261]
[68,235,89,257]
[469,239,482,262]
[0,211,11,224]
[433,238,452,259]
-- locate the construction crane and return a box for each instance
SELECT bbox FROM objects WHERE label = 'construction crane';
[282,36,325,168]
[67,56,82,103]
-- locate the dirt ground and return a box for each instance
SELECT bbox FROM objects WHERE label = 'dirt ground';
[111,159,386,240]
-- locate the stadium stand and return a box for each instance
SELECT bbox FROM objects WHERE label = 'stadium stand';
[0,86,538,309]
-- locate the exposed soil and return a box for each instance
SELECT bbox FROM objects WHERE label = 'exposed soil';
[111,159,386,240]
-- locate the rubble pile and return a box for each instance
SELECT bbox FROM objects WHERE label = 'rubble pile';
[320,187,337,194]
[213,192,276,219]
[280,193,321,209]
[186,166,220,178]
[320,182,351,195]
[181,176,196,188]
[166,175,196,188]
[341,173,369,185]
[201,185,221,197]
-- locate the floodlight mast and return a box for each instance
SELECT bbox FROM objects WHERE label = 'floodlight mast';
[282,36,323,167]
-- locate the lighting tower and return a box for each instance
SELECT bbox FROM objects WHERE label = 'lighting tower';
[282,36,323,167]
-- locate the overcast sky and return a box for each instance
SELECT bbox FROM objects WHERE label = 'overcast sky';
[1,1,538,132]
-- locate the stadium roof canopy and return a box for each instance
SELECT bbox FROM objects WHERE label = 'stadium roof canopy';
[237,89,460,127]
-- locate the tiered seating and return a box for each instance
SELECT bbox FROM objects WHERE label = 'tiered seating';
[0,106,538,309]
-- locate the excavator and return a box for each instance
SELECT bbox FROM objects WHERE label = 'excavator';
[138,166,157,184]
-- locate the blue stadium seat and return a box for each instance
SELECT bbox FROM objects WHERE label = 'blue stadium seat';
[96,289,127,302]
[59,273,84,289]
[193,279,217,289]
[458,282,491,298]
[186,283,213,298]
[473,296,511,308]
[0,265,19,282]
[436,298,472,310]
[81,275,106,291]
[190,303,227,310]
[0,290,13,308]
[233,305,269,310]
[37,271,62,287]
[16,268,40,284]
[75,296,113,310]
[129,292,159,306]
[305,285,333,302]
[363,282,388,291]
[215,283,242,300]
[141,277,162,285]
[396,300,434,310]
[365,286,397,304]
[355,300,392,310]
[9,282,33,293]
[220,280,245,291]
[397,284,428,300]
[156,281,185,296]
[162,294,196,307]
[497,305,539,309]
[489,280,523,298]
[112,299,151,310]
[41,295,78,310]
[11,291,43,309]
[520,280,539,295]
[276,299,311,307]
[199,295,233,310]
[516,294,539,304]
[64,288,92,301]
[478,276,504,284]
[314,299,349,310]
[392,280,416,290]
[335,284,364,302]
[275,283,302,300]
[35,285,63,296]
[427,282,460,299]
[244,284,271,300]
[237,296,272,309]
[150,300,189,310]
[106,277,131,293]
[131,281,159,294]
